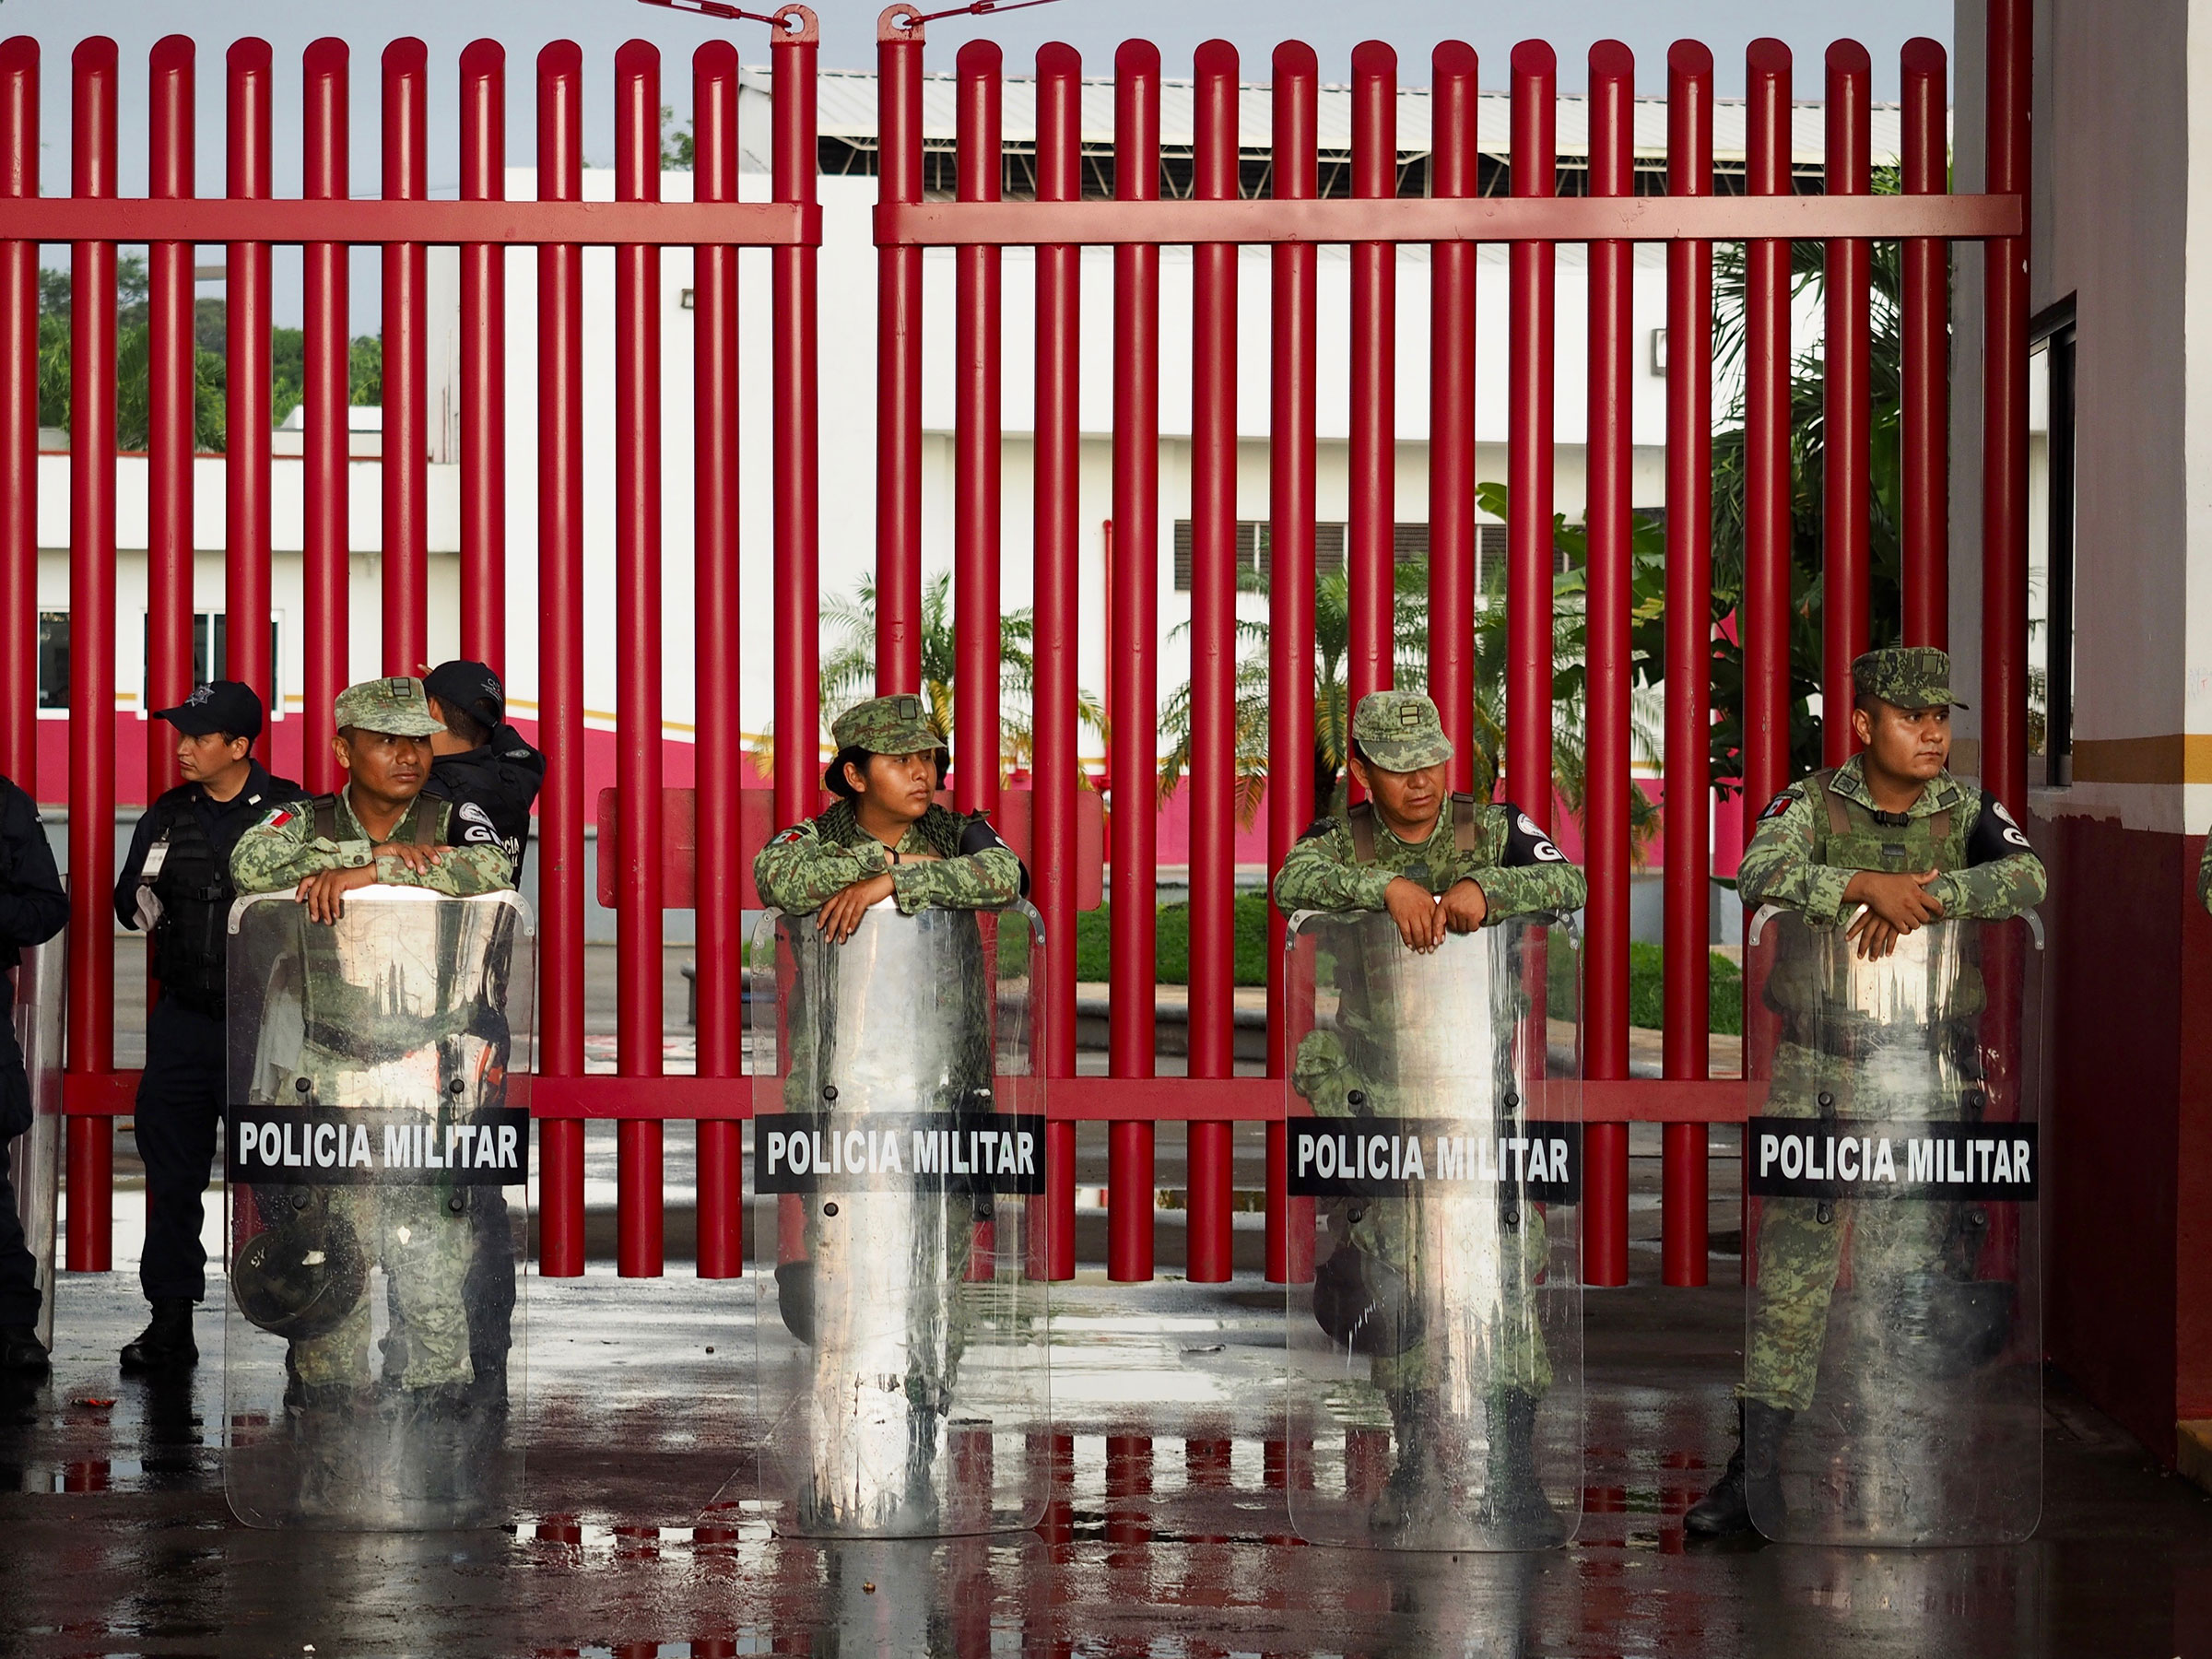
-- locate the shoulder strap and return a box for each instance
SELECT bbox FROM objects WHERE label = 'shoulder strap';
[1346,801,1378,865]
[1452,794,1478,857]
[311,793,341,843]
[398,795,441,845]
[1813,768,1850,838]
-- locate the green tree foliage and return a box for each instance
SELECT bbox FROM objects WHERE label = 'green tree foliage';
[39,259,382,449]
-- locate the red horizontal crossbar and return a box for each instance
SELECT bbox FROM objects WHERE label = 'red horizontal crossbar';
[532,1077,752,1120]
[0,198,818,249]
[877,193,2022,248]
[64,1073,140,1117]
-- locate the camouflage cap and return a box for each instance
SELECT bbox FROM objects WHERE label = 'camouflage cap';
[1350,689,1455,771]
[830,694,943,758]
[1851,647,1967,711]
[334,675,446,738]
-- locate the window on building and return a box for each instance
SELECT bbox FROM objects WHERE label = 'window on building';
[2029,299,2076,787]
[134,612,283,714]
[36,612,67,710]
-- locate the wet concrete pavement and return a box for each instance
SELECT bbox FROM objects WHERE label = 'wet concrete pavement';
[5,1270,2211,1657]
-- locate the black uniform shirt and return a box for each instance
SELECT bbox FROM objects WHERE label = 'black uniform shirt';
[421,723,546,877]
[112,761,307,931]
[0,777,66,958]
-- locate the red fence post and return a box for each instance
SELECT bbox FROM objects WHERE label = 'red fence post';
[1108,39,1161,1284]
[1265,42,1319,1287]
[65,37,118,1273]
[225,40,273,710]
[1347,41,1396,712]
[1428,41,1477,794]
[302,38,349,798]
[1184,37,1238,1285]
[1900,39,1949,651]
[146,36,195,806]
[535,41,587,1277]
[0,38,32,789]
[1662,41,1715,1289]
[876,6,925,693]
[692,34,747,1281]
[954,41,1003,816]
[1822,41,1873,766]
[1030,41,1081,1282]
[772,8,821,839]
[459,41,507,670]
[1582,39,1634,1289]
[382,40,429,677]
[1983,0,2030,809]
[614,39,665,1278]
[1506,42,1555,831]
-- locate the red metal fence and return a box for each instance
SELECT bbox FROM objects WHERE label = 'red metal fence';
[1,0,2030,1290]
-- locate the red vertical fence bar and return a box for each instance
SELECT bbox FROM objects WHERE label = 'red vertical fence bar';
[225,41,273,710]
[1581,40,1634,1288]
[145,38,194,807]
[535,41,587,1277]
[1742,41,1794,830]
[301,39,349,797]
[1183,38,1238,1284]
[876,8,924,692]
[1822,42,1873,765]
[1662,42,1714,1288]
[954,41,1003,814]
[1265,43,1319,1286]
[1900,38,1948,651]
[1030,42,1081,1281]
[1427,42,1477,792]
[1506,43,1555,822]
[382,40,429,676]
[1983,0,2030,806]
[0,39,32,788]
[1108,40,1161,1284]
[65,38,118,1272]
[1347,41,1396,710]
[459,41,507,668]
[614,40,665,1278]
[692,36,745,1280]
[771,8,820,838]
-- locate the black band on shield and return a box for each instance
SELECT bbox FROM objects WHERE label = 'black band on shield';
[756,1111,1048,1194]
[1288,1117,1582,1202]
[224,1105,530,1186]
[1745,1116,2038,1201]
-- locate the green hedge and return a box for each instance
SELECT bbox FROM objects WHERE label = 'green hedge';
[1075,902,1744,1033]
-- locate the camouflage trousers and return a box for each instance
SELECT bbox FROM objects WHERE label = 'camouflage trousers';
[289,1182,476,1391]
[1745,1038,1962,1414]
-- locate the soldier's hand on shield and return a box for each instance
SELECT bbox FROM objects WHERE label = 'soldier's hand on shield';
[1439,877,1489,935]
[294,865,375,924]
[1384,877,1446,953]
[818,871,897,943]
[372,841,448,875]
[1841,867,1946,959]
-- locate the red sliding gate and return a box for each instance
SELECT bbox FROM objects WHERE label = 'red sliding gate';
[0,0,2030,1290]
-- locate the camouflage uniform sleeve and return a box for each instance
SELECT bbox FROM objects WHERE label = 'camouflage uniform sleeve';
[374,840,514,896]
[2200,834,2211,915]
[1272,818,1394,913]
[229,803,363,894]
[1458,804,1588,920]
[1924,793,2046,920]
[1736,784,1855,925]
[888,814,1022,913]
[753,818,891,914]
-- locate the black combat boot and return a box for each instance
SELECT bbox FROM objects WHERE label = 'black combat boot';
[119,1299,198,1372]
[1369,1388,1447,1535]
[0,1324,50,1376]
[1685,1398,1793,1539]
[1484,1389,1563,1540]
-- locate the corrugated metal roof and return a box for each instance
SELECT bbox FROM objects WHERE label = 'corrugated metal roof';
[740,65,1925,166]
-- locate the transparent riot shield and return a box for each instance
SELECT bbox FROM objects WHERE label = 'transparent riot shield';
[222,889,535,1530]
[1284,911,1583,1551]
[6,934,64,1353]
[745,899,1051,1538]
[1741,907,2044,1546]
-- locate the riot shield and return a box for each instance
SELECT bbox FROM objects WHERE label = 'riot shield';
[746,899,1051,1538]
[6,934,64,1354]
[221,888,535,1530]
[1741,907,2044,1546]
[1284,911,1583,1551]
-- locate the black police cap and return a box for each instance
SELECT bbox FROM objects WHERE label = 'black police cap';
[154,679,263,741]
[422,659,505,729]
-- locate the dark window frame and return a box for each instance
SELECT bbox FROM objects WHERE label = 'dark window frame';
[2030,295,2076,789]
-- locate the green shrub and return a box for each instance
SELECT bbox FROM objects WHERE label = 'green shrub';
[1073,894,1274,986]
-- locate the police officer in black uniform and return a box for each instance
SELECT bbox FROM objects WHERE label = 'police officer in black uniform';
[113,681,306,1372]
[0,771,67,1375]
[421,661,545,880]
[416,660,543,1406]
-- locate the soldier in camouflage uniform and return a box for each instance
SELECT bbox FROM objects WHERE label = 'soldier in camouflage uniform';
[229,677,515,1414]
[1686,647,2046,1538]
[1275,690,1586,1536]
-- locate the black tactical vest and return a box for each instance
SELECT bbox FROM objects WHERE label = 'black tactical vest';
[147,806,233,1010]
